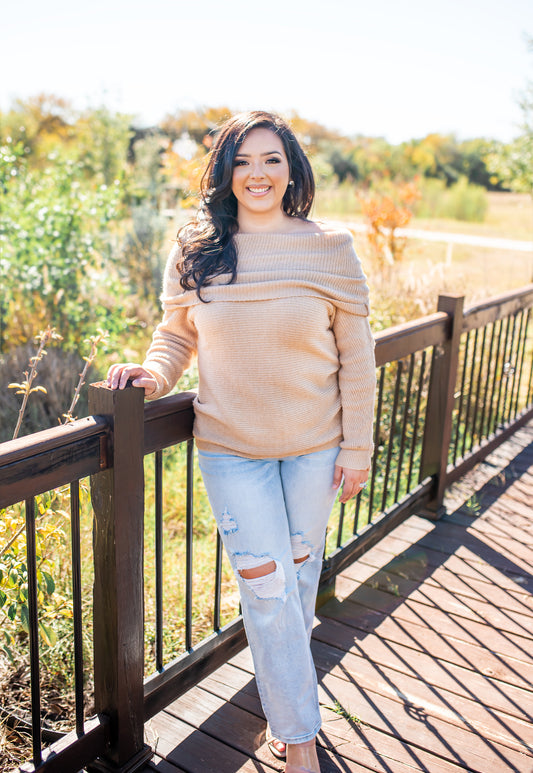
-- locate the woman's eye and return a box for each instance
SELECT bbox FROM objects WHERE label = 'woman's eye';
[234,159,247,166]
[266,158,281,164]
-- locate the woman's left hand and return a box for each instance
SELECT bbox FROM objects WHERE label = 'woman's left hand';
[333,465,369,503]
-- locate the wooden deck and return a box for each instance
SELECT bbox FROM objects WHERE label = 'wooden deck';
[141,421,533,773]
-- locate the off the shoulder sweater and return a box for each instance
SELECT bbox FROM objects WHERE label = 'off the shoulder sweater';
[142,229,376,470]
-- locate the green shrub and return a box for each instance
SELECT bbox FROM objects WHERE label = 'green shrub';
[0,493,71,661]
[446,176,488,221]
[0,140,127,351]
[414,176,487,222]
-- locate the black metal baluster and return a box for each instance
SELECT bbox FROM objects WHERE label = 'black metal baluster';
[70,481,84,736]
[461,328,478,459]
[394,355,414,502]
[214,531,223,633]
[493,316,511,432]
[25,497,42,767]
[512,309,531,417]
[155,450,164,672]
[469,325,487,451]
[527,347,533,406]
[352,490,362,536]
[479,321,496,442]
[452,332,470,464]
[507,311,524,423]
[185,440,194,652]
[410,350,427,488]
[336,503,346,548]
[382,361,402,511]
[368,366,385,523]
[501,313,518,424]
[486,318,504,436]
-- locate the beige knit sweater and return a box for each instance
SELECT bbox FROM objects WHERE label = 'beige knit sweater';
[142,229,376,470]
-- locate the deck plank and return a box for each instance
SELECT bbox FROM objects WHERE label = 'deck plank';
[175,668,468,773]
[141,421,533,772]
[148,710,276,772]
[338,556,533,613]
[227,643,533,761]
[145,754,187,772]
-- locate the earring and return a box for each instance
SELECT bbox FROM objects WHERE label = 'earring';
[288,180,295,187]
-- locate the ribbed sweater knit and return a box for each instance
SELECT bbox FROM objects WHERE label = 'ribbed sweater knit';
[142,228,376,470]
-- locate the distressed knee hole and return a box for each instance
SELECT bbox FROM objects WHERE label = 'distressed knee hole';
[235,554,286,600]
[238,560,276,579]
[290,533,314,565]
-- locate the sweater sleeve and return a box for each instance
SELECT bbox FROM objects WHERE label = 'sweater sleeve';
[332,279,376,470]
[142,244,197,400]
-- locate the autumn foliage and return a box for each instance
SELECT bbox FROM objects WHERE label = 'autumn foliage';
[358,180,421,274]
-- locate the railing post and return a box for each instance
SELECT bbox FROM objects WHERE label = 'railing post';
[419,294,464,519]
[88,383,152,772]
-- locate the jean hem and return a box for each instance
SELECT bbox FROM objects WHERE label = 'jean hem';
[270,719,322,746]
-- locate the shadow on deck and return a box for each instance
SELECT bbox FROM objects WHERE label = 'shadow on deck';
[140,422,533,773]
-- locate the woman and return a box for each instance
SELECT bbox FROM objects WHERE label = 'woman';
[107,111,375,773]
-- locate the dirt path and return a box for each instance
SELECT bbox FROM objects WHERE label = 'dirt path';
[332,220,533,253]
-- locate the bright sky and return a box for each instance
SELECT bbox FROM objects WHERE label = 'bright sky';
[2,0,532,143]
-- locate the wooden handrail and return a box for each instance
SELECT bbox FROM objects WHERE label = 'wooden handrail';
[462,283,533,332]
[143,391,195,454]
[375,311,449,366]
[0,415,109,465]
[0,416,109,510]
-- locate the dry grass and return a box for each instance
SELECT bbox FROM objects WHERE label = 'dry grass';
[0,655,93,772]
[345,194,533,322]
[0,346,91,443]
[0,703,23,773]
[319,191,533,241]
[397,192,532,241]
[370,239,533,311]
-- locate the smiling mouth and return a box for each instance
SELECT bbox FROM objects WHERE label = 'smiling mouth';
[247,186,271,194]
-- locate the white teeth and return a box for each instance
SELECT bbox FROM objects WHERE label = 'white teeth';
[248,186,270,193]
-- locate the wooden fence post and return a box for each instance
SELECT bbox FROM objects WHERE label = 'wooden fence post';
[419,294,464,519]
[88,383,152,772]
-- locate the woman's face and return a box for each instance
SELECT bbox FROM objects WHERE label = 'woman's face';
[231,127,290,220]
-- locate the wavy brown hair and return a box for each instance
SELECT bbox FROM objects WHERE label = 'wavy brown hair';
[177,111,315,299]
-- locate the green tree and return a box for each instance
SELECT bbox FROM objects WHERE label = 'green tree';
[74,106,133,187]
[457,138,503,190]
[160,106,233,145]
[487,37,533,195]
[0,93,74,162]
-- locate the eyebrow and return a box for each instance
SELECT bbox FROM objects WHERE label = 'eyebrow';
[234,150,283,157]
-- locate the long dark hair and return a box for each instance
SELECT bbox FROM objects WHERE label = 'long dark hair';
[178,110,315,299]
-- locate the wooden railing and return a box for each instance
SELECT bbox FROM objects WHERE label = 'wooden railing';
[1,286,532,773]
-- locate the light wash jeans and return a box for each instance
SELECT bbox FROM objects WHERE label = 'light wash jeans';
[197,446,340,744]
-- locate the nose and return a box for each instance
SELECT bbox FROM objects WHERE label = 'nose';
[249,160,265,179]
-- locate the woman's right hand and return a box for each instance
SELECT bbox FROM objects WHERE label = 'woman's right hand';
[106,363,157,397]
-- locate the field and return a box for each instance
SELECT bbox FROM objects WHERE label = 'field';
[315,192,533,324]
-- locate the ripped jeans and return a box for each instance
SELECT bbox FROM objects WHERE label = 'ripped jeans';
[197,446,340,744]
